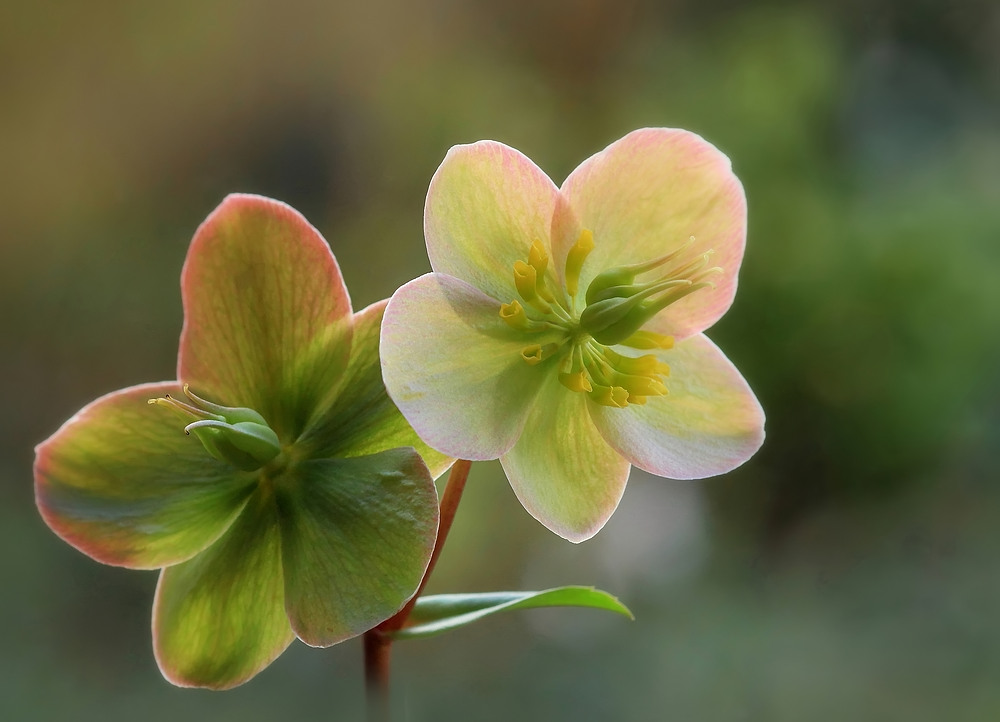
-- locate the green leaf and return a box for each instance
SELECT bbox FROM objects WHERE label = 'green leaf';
[390,586,633,641]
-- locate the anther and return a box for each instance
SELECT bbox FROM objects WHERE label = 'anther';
[565,229,595,298]
[521,343,560,365]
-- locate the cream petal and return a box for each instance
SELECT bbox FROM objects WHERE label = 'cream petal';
[590,333,764,479]
[501,374,631,542]
[381,273,557,460]
[425,141,562,303]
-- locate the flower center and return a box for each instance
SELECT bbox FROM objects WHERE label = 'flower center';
[149,385,282,471]
[499,231,721,408]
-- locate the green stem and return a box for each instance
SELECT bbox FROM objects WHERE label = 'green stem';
[363,459,473,718]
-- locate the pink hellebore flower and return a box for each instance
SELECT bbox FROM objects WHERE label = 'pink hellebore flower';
[34,195,449,689]
[381,128,765,542]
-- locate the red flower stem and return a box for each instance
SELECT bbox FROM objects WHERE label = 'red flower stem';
[362,459,473,718]
[363,631,391,722]
[392,458,473,626]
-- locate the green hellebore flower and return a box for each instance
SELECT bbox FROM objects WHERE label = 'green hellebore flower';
[34,195,450,689]
[381,128,765,543]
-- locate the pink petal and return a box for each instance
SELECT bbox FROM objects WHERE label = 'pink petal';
[561,128,747,339]
[178,194,353,441]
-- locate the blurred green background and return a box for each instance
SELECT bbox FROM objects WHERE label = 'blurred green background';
[3,1,999,719]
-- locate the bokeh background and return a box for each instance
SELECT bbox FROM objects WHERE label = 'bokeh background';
[3,1,999,719]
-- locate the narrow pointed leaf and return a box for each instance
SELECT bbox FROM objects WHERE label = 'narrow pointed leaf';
[390,587,633,641]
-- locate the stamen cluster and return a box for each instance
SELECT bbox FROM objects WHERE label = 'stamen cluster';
[500,232,721,408]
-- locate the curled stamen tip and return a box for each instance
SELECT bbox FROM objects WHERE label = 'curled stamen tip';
[529,239,548,266]
[499,300,527,328]
[590,384,630,407]
[521,343,558,365]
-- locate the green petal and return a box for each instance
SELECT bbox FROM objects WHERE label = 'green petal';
[590,333,765,479]
[391,587,633,641]
[178,194,353,442]
[561,128,747,339]
[382,273,555,460]
[153,489,293,689]
[425,141,562,303]
[500,373,631,543]
[277,450,439,647]
[297,300,452,478]
[34,382,257,570]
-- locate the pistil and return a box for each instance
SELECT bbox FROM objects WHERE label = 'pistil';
[148,385,282,471]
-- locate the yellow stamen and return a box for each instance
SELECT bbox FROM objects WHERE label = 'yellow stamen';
[590,385,629,408]
[601,348,670,377]
[559,370,593,393]
[500,300,528,329]
[513,260,538,301]
[612,372,668,398]
[528,239,548,275]
[528,240,555,303]
[621,331,674,350]
[564,229,595,298]
[521,343,559,365]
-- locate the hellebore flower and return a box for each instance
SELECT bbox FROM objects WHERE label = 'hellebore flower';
[34,195,450,689]
[381,128,764,542]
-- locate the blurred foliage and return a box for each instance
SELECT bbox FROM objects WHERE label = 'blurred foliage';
[2,0,998,720]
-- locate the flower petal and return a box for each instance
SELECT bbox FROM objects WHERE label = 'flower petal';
[425,141,561,303]
[298,300,452,478]
[500,374,631,543]
[178,194,353,442]
[278,450,439,647]
[590,334,765,479]
[560,128,747,338]
[34,382,257,570]
[381,273,556,460]
[153,490,293,689]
